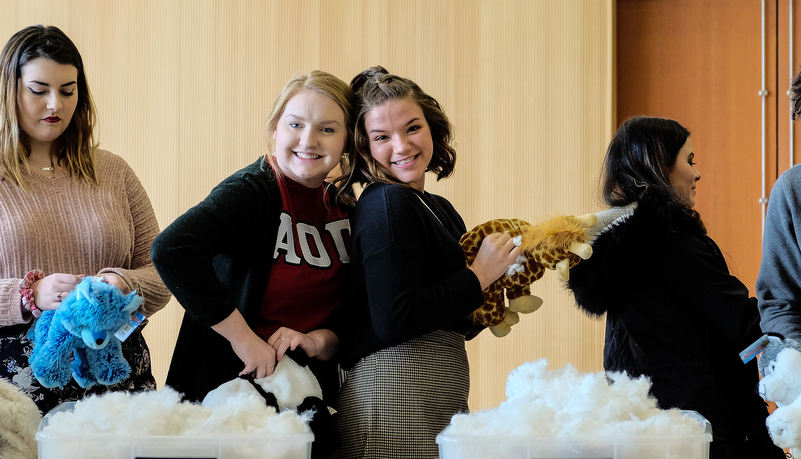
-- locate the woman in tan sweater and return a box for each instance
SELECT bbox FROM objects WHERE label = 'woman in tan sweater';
[0,25,171,414]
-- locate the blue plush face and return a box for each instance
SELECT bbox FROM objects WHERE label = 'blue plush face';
[81,328,111,349]
[59,278,142,348]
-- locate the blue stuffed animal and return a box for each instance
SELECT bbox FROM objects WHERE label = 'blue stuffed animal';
[28,277,142,389]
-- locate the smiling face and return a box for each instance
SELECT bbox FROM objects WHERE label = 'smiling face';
[668,138,701,207]
[363,97,434,192]
[272,88,348,188]
[16,57,79,155]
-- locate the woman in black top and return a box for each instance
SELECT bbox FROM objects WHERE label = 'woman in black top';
[332,66,519,459]
[567,116,783,459]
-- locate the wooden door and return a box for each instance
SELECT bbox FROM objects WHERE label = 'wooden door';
[617,0,801,293]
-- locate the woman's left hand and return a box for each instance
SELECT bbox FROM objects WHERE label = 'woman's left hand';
[267,327,338,362]
[268,327,303,361]
[100,273,132,294]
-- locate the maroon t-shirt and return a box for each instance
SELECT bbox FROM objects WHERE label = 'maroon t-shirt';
[254,176,350,340]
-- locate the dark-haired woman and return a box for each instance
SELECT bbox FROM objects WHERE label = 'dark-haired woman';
[566,116,784,459]
[0,25,171,413]
[331,66,520,459]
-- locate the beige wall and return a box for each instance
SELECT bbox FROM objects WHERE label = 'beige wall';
[2,0,613,411]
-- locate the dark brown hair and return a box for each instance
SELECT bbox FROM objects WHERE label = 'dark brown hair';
[602,116,704,231]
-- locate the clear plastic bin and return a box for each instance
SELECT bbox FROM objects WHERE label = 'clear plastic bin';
[36,402,314,459]
[436,411,712,459]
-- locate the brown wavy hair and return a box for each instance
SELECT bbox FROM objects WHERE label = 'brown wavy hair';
[334,66,456,206]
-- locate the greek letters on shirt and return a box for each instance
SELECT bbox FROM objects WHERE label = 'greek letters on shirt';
[273,212,351,267]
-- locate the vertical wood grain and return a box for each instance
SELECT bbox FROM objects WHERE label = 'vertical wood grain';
[0,0,612,412]
[616,0,765,290]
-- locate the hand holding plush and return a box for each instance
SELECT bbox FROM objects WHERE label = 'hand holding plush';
[203,350,337,459]
[202,354,323,411]
[28,277,142,389]
[460,215,596,337]
[755,335,801,450]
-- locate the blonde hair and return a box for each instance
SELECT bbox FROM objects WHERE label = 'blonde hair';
[261,71,355,176]
[0,25,99,190]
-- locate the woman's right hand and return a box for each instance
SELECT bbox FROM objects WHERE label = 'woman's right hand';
[230,332,277,379]
[32,273,84,312]
[468,232,521,290]
[211,309,277,378]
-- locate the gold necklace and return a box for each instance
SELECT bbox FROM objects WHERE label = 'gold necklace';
[29,157,55,172]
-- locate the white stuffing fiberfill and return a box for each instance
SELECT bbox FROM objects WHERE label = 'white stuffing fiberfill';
[443,359,707,438]
[42,385,311,436]
[38,387,312,459]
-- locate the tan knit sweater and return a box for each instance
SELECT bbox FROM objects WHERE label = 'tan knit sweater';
[0,149,171,327]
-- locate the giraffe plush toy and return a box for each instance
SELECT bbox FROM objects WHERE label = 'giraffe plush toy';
[460,214,597,337]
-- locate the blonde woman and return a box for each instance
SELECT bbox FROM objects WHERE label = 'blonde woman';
[152,71,355,412]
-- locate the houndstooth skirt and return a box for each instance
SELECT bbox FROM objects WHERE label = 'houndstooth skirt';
[333,330,469,459]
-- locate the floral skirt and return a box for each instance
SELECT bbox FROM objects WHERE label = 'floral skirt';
[0,321,156,414]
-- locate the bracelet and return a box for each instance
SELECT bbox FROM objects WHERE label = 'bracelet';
[19,269,45,318]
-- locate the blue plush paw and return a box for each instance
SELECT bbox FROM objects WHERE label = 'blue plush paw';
[70,347,97,389]
[93,341,131,386]
[32,333,78,388]
[35,364,73,389]
[70,371,96,389]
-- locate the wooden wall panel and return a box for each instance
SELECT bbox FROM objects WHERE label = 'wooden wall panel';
[1,0,612,412]
[617,0,765,290]
[443,0,614,411]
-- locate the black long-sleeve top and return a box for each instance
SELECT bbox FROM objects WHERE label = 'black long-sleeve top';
[338,182,484,369]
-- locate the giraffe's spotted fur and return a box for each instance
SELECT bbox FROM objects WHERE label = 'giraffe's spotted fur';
[460,216,588,329]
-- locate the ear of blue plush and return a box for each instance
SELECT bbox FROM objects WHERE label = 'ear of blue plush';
[28,277,142,389]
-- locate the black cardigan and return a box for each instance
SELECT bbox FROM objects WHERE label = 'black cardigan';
[567,201,783,459]
[152,158,347,403]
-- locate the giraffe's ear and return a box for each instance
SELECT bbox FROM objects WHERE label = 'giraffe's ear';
[568,241,593,260]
